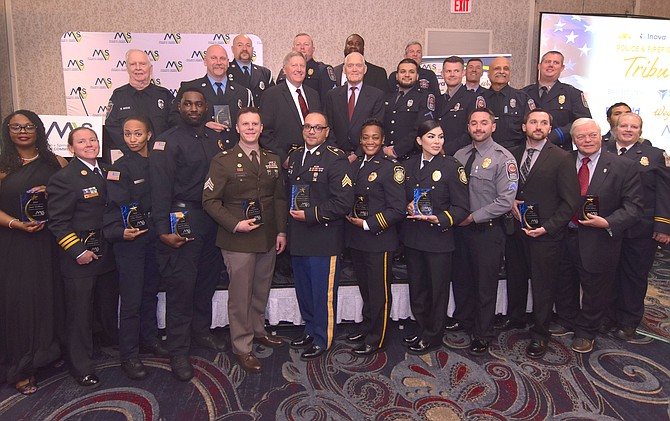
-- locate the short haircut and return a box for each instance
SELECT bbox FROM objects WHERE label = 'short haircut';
[125,49,149,62]
[404,41,422,54]
[122,115,152,132]
[361,117,384,132]
[397,58,419,72]
[606,102,631,118]
[570,118,601,137]
[540,50,564,64]
[283,50,305,67]
[466,58,483,66]
[523,108,553,125]
[468,107,496,122]
[237,106,263,123]
[306,111,329,126]
[442,56,464,66]
[177,86,207,104]
[67,126,98,146]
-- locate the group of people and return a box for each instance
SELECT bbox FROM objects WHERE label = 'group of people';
[1,31,668,395]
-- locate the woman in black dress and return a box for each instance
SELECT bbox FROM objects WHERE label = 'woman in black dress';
[0,110,66,395]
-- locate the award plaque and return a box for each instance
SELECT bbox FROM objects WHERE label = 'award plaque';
[214,105,231,126]
[82,230,102,257]
[20,191,48,222]
[519,203,540,229]
[353,195,369,219]
[121,203,148,231]
[170,211,194,238]
[291,185,310,210]
[581,195,600,220]
[243,199,263,224]
[413,188,433,216]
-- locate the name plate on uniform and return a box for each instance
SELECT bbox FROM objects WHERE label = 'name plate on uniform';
[413,188,433,216]
[519,203,540,229]
[121,202,148,231]
[82,229,102,257]
[20,191,48,222]
[214,105,231,126]
[581,195,600,220]
[353,194,369,219]
[243,198,263,225]
[291,184,310,210]
[170,211,194,238]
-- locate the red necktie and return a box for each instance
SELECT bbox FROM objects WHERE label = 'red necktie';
[296,88,309,119]
[348,86,357,121]
[572,156,590,225]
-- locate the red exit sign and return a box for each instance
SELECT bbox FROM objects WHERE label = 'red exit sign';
[451,0,471,13]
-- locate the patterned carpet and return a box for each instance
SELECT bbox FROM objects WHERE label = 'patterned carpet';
[2,249,670,421]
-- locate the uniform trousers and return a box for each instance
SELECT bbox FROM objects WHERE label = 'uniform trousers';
[405,247,452,344]
[113,232,161,361]
[222,248,277,355]
[292,255,340,349]
[63,270,117,377]
[156,208,223,355]
[350,250,392,348]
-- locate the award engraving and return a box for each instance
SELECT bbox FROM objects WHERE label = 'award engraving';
[170,211,194,238]
[353,194,369,218]
[581,195,600,220]
[243,199,263,224]
[82,230,102,257]
[291,185,310,210]
[413,188,433,216]
[20,191,48,222]
[121,203,148,231]
[214,105,231,126]
[519,203,540,229]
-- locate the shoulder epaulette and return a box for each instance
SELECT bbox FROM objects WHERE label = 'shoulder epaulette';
[327,145,345,156]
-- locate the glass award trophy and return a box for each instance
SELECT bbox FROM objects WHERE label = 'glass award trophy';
[243,199,263,224]
[121,202,148,231]
[353,194,369,218]
[170,211,194,238]
[413,188,433,216]
[82,229,102,257]
[20,191,48,222]
[581,195,600,220]
[291,185,310,211]
[214,105,231,126]
[519,202,540,229]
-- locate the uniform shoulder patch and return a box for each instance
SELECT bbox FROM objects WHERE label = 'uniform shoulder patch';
[327,66,336,82]
[106,170,120,181]
[581,92,589,108]
[204,177,214,191]
[427,94,436,112]
[105,101,113,119]
[527,98,536,110]
[327,145,345,156]
[664,151,670,167]
[476,95,486,108]
[505,160,518,181]
[393,166,405,184]
[458,166,468,184]
[342,173,353,188]
[153,141,166,151]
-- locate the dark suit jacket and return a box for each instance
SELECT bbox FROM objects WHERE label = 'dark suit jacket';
[258,81,322,162]
[572,150,643,273]
[334,61,389,93]
[325,83,384,154]
[227,61,275,105]
[511,142,580,239]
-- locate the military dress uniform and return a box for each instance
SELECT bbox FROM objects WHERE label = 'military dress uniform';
[287,143,354,351]
[436,86,477,155]
[606,141,670,332]
[47,158,117,379]
[227,60,275,105]
[452,139,517,343]
[276,58,337,108]
[522,81,592,150]
[149,124,225,357]
[104,83,177,152]
[102,150,162,363]
[346,152,406,350]
[388,67,441,99]
[383,87,435,160]
[480,85,532,150]
[202,145,288,356]
[401,154,469,350]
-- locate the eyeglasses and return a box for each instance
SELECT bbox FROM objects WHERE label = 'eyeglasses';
[574,132,600,141]
[303,124,328,133]
[8,124,37,133]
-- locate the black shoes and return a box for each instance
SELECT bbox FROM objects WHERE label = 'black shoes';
[76,373,100,387]
[346,332,366,344]
[139,341,169,356]
[444,320,464,332]
[352,343,381,356]
[290,334,314,349]
[525,339,548,359]
[192,334,226,352]
[121,358,148,380]
[403,334,420,346]
[300,344,325,360]
[170,355,194,382]
[407,339,440,355]
[468,339,489,356]
[494,317,526,331]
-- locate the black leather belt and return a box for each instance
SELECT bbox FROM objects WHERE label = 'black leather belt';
[172,200,202,210]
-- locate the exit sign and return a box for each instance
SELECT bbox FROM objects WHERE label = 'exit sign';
[451,0,471,13]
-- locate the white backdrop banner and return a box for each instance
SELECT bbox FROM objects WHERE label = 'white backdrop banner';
[42,115,104,157]
[60,32,265,117]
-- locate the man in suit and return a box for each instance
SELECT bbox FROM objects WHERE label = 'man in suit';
[171,44,253,151]
[554,118,643,354]
[504,109,580,359]
[465,58,487,94]
[604,113,670,343]
[259,51,321,166]
[436,56,477,156]
[522,51,592,151]
[325,52,384,163]
[387,42,441,99]
[203,107,287,373]
[333,34,389,93]
[227,34,275,105]
[286,112,354,360]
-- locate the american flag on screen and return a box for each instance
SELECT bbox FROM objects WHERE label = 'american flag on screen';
[540,14,595,80]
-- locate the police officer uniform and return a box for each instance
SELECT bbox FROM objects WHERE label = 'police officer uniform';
[383,87,435,160]
[452,139,517,346]
[522,81,592,150]
[276,58,337,108]
[227,60,275,105]
[480,85,531,150]
[48,157,117,380]
[104,83,177,152]
[436,86,477,155]
[401,153,469,352]
[102,150,163,366]
[287,143,354,353]
[346,152,406,352]
[149,123,225,359]
[388,67,441,100]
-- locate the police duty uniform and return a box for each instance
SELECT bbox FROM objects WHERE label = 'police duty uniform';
[452,139,517,342]
[383,87,435,160]
[287,143,354,351]
[387,67,441,99]
[276,58,337,108]
[346,152,406,349]
[480,85,532,150]
[227,60,275,105]
[436,86,477,156]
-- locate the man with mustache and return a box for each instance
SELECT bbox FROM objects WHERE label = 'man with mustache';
[227,34,275,105]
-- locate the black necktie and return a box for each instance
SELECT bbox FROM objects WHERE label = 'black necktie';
[242,66,250,76]
[540,86,548,99]
[302,151,312,166]
[215,82,224,100]
[520,148,536,184]
[619,147,626,155]
[93,167,104,179]
[464,148,476,177]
